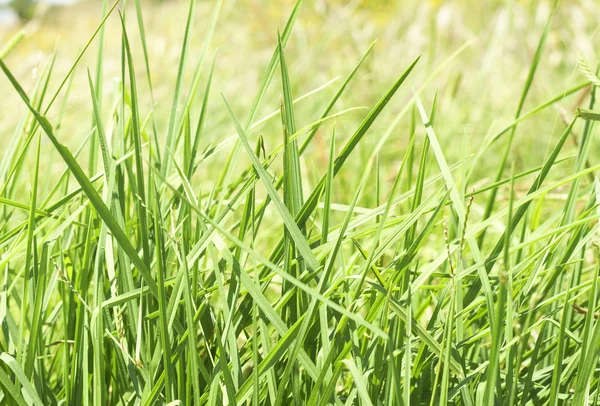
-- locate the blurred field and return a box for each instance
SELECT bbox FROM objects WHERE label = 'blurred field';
[1,0,598,183]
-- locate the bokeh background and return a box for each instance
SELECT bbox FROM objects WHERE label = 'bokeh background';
[0,0,599,196]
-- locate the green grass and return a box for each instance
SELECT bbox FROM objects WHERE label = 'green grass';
[0,0,599,404]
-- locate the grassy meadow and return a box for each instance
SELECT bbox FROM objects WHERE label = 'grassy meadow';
[0,0,600,404]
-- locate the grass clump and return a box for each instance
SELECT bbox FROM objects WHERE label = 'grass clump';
[0,0,600,404]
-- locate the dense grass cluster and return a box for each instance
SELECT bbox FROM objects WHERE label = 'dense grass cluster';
[1,0,600,404]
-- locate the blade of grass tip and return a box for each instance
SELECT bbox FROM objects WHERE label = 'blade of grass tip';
[405,118,430,247]
[214,0,302,196]
[279,31,303,214]
[168,9,223,184]
[222,96,320,272]
[1,49,56,199]
[289,107,367,146]
[486,81,590,148]
[322,125,336,244]
[369,40,474,162]
[133,0,161,162]
[286,54,420,247]
[162,0,208,174]
[88,0,108,176]
[464,156,573,199]
[478,0,560,246]
[183,111,192,195]
[331,56,420,178]
[299,41,376,154]
[188,56,216,178]
[245,0,302,131]
[197,76,344,191]
[234,136,263,260]
[173,0,222,156]
[411,91,440,251]
[86,70,111,176]
[406,105,416,192]
[120,14,151,266]
[93,0,107,103]
[0,58,160,299]
[56,252,72,406]
[0,0,119,223]
[43,0,120,114]
[0,30,25,58]
[54,54,77,133]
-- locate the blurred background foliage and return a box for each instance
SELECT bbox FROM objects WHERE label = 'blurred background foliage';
[0,0,598,192]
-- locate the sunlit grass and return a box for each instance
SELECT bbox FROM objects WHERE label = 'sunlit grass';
[0,0,599,404]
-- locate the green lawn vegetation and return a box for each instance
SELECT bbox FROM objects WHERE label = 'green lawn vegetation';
[0,0,599,404]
